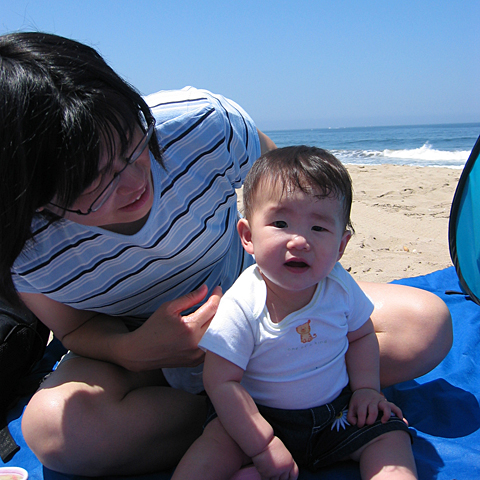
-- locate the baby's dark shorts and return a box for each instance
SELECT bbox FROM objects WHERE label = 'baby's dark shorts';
[204,386,412,471]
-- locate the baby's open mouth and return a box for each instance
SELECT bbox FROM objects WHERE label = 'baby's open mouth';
[285,260,309,268]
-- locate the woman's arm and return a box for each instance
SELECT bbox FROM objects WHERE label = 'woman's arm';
[257,129,277,154]
[20,284,222,371]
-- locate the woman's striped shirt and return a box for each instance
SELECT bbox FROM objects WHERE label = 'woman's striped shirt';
[12,87,260,329]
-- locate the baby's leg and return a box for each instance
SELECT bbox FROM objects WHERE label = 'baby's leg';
[172,417,250,480]
[350,430,417,480]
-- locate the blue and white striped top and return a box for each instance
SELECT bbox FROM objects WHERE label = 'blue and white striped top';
[12,87,260,328]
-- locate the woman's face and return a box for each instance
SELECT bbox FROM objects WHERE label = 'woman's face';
[46,127,154,234]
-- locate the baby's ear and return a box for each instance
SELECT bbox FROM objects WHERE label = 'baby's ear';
[337,230,352,261]
[237,218,254,255]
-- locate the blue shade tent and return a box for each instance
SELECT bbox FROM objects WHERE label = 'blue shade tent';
[449,134,480,305]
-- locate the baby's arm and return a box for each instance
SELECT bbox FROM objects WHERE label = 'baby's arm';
[346,319,405,427]
[203,351,298,479]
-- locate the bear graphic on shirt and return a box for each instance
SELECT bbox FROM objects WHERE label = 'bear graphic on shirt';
[296,320,317,343]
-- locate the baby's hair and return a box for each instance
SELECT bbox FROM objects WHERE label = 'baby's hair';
[243,145,353,232]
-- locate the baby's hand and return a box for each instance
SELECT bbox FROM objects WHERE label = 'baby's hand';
[347,388,405,428]
[251,436,299,480]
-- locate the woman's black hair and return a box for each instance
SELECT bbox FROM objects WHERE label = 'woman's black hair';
[0,32,163,305]
[242,145,354,232]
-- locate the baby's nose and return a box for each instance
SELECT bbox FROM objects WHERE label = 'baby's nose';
[287,234,310,250]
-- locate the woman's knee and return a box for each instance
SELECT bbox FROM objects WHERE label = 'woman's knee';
[400,288,452,365]
[21,358,136,473]
[420,291,453,360]
[359,282,453,385]
[23,383,134,474]
[22,387,73,470]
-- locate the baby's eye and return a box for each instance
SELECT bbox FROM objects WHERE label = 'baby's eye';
[312,226,326,232]
[272,220,288,228]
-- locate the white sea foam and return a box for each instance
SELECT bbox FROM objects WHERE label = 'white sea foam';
[266,124,479,168]
[333,143,470,168]
[383,143,469,163]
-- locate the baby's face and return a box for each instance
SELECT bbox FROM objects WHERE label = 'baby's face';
[245,183,351,295]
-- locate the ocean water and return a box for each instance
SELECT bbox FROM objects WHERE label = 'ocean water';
[264,123,480,169]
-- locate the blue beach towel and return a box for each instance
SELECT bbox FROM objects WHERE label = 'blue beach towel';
[3,265,480,479]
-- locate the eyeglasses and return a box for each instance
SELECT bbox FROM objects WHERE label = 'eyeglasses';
[49,120,155,216]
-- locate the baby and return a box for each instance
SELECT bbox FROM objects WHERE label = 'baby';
[172,146,417,480]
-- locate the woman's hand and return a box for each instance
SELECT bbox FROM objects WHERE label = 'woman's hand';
[20,285,222,372]
[119,284,222,371]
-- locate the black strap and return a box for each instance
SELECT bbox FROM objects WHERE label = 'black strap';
[0,421,20,463]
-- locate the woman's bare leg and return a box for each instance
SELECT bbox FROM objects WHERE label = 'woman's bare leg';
[358,282,453,387]
[22,356,206,476]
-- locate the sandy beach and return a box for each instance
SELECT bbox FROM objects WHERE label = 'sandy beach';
[342,165,461,283]
[238,164,462,283]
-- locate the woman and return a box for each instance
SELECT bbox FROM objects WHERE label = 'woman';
[0,32,452,476]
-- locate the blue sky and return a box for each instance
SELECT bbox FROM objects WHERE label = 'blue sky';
[1,0,478,130]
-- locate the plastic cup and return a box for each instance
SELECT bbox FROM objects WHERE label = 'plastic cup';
[0,467,28,480]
